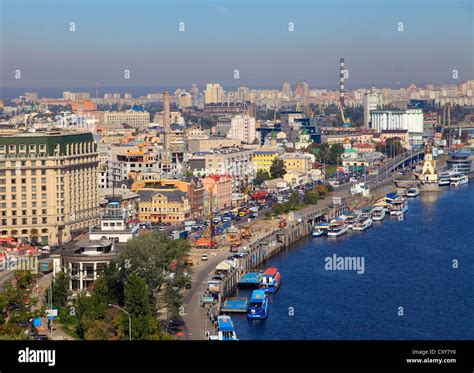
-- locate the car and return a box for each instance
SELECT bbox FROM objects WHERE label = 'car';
[201,254,208,261]
[185,283,192,289]
[158,226,167,231]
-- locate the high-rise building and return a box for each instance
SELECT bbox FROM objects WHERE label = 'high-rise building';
[204,83,225,104]
[302,80,310,97]
[227,115,256,144]
[295,80,303,97]
[364,90,379,127]
[0,131,100,245]
[282,81,292,96]
[370,109,423,138]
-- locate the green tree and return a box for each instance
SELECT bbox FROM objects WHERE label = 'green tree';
[460,130,469,144]
[304,190,319,205]
[121,232,191,318]
[124,274,153,340]
[51,272,69,308]
[254,170,271,185]
[270,159,286,179]
[376,138,404,156]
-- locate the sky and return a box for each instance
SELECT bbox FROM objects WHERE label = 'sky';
[0,0,473,90]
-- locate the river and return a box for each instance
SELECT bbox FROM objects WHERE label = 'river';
[231,183,474,340]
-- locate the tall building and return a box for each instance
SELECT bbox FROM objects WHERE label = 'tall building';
[0,131,100,246]
[282,81,292,96]
[302,80,310,97]
[227,115,256,144]
[364,90,379,127]
[204,83,225,104]
[295,80,303,97]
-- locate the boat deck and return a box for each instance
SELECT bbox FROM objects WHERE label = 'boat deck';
[238,272,262,286]
[221,297,248,313]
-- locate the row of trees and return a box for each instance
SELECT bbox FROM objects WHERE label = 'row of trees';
[272,184,333,215]
[52,231,191,340]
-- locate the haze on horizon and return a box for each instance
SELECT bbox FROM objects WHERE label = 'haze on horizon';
[1,0,473,89]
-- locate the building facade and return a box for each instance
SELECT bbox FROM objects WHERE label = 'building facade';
[138,190,191,224]
[0,131,100,245]
[227,115,256,144]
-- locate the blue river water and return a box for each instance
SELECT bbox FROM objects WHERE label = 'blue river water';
[231,183,474,340]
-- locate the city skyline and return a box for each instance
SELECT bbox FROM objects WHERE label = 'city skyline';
[1,0,473,89]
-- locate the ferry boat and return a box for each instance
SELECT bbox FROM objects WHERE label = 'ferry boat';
[450,174,469,187]
[352,215,373,231]
[390,198,408,216]
[438,171,457,186]
[327,221,349,238]
[216,316,238,340]
[345,214,360,230]
[311,222,329,237]
[372,206,386,221]
[406,187,420,198]
[247,290,269,320]
[260,267,281,293]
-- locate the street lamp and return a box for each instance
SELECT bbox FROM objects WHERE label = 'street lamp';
[108,304,132,341]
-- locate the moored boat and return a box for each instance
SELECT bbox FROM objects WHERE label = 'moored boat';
[327,221,349,238]
[216,315,238,340]
[247,290,269,320]
[450,174,469,187]
[406,187,419,198]
[372,206,386,221]
[390,198,408,216]
[311,222,329,237]
[260,267,281,293]
[352,215,373,231]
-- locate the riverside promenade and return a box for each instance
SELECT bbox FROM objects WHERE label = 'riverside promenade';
[180,151,421,340]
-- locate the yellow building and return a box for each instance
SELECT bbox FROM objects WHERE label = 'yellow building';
[252,150,278,174]
[137,189,191,224]
[0,131,100,245]
[278,152,314,174]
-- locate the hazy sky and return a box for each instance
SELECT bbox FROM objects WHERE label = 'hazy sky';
[0,0,473,89]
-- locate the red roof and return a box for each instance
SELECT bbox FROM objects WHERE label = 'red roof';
[264,267,279,276]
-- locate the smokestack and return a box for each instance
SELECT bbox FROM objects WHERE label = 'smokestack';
[163,91,170,152]
[339,58,345,108]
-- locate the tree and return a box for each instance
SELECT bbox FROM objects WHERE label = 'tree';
[376,138,404,156]
[254,170,271,185]
[51,272,69,308]
[124,274,153,340]
[304,190,319,205]
[120,232,191,318]
[270,159,286,179]
[460,130,469,144]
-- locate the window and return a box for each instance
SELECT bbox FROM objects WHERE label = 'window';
[29,144,36,153]
[8,145,16,154]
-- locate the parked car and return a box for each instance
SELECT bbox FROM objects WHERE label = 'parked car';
[201,254,208,261]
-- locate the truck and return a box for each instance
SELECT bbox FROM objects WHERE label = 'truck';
[171,230,188,240]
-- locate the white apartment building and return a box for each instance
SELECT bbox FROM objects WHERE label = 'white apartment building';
[370,109,423,135]
[99,111,150,130]
[227,115,256,144]
[363,91,381,127]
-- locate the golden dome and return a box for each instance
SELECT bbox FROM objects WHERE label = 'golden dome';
[343,137,350,145]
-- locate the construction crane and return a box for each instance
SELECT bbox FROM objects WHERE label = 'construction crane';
[337,101,351,127]
[235,184,251,209]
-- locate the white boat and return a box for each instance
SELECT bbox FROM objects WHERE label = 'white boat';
[312,223,329,238]
[450,174,469,187]
[345,214,360,230]
[438,171,457,186]
[406,187,419,198]
[352,215,373,231]
[327,221,349,238]
[390,198,408,216]
[372,206,386,221]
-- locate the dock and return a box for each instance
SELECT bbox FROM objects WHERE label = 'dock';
[238,272,262,287]
[221,297,248,313]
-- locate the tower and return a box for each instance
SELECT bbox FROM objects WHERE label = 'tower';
[163,91,171,152]
[339,58,345,108]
